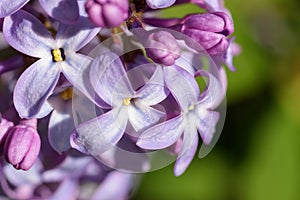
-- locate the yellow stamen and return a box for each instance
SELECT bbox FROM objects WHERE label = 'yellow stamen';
[123,98,132,106]
[60,88,73,101]
[51,48,65,62]
[188,104,195,111]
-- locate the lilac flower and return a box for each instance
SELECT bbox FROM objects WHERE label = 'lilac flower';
[71,52,167,157]
[3,9,100,118]
[180,12,234,55]
[85,0,129,28]
[3,118,41,170]
[146,0,176,9]
[137,66,224,176]
[134,29,181,66]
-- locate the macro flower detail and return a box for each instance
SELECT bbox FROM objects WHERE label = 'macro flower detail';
[3,119,41,170]
[71,52,167,157]
[0,0,29,18]
[3,9,100,118]
[137,66,224,175]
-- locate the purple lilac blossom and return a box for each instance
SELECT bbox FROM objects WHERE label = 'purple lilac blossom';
[0,0,29,18]
[3,9,100,118]
[137,66,224,175]
[134,29,181,66]
[3,119,41,170]
[71,52,167,157]
[85,0,129,28]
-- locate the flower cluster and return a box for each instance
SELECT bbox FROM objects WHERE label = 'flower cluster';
[0,0,239,199]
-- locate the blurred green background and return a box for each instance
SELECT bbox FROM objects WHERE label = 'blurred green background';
[133,0,300,199]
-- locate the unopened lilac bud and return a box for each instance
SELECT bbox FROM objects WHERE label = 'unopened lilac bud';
[181,12,234,55]
[144,31,181,66]
[85,0,129,28]
[0,118,14,155]
[4,119,41,170]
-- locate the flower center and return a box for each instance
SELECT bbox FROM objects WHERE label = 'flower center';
[60,88,73,101]
[51,48,65,62]
[188,104,195,111]
[122,98,132,106]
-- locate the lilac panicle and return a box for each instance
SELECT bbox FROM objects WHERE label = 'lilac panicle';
[181,12,234,55]
[85,0,129,28]
[0,0,29,18]
[4,119,41,170]
[3,9,100,118]
[137,65,224,176]
[146,0,176,9]
[71,52,167,157]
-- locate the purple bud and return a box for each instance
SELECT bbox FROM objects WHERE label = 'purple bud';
[85,0,129,28]
[0,118,14,155]
[144,31,181,66]
[181,12,234,55]
[4,119,41,171]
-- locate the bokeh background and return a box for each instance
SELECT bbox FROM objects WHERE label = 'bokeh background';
[133,0,300,199]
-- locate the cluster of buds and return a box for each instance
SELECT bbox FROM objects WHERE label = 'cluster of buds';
[0,0,239,199]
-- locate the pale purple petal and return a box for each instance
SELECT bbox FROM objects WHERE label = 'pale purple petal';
[35,101,53,119]
[196,109,219,144]
[71,108,128,156]
[0,0,29,18]
[146,0,176,9]
[3,10,56,58]
[137,114,184,149]
[174,126,198,176]
[90,52,133,106]
[56,1,100,51]
[164,65,200,112]
[13,59,60,118]
[48,103,74,154]
[135,66,168,106]
[61,53,109,108]
[39,0,79,24]
[128,103,165,132]
[91,171,133,200]
[195,70,225,109]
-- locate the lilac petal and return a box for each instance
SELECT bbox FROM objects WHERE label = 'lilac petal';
[195,70,225,109]
[72,108,128,156]
[91,171,133,200]
[174,127,198,176]
[174,51,199,75]
[56,1,100,51]
[135,66,168,106]
[0,0,29,18]
[48,104,74,154]
[164,65,200,112]
[13,59,60,118]
[61,53,108,108]
[48,179,79,200]
[39,0,79,24]
[146,0,176,9]
[128,103,165,132]
[95,136,150,172]
[3,10,55,58]
[35,101,53,119]
[196,109,219,144]
[137,114,184,149]
[90,52,133,106]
